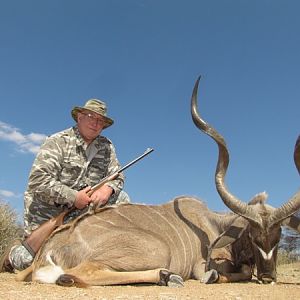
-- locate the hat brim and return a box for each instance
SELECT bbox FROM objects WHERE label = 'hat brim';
[71,107,114,129]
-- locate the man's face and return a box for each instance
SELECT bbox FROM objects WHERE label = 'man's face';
[77,110,105,143]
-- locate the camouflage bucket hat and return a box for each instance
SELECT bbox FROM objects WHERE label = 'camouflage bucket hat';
[71,99,114,129]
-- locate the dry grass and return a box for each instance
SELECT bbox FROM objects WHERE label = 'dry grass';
[0,201,23,256]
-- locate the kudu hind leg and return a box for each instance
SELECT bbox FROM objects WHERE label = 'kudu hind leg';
[59,261,183,287]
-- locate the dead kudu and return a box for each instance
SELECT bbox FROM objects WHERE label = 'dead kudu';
[17,77,300,287]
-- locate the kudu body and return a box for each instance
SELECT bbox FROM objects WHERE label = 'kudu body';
[17,77,300,286]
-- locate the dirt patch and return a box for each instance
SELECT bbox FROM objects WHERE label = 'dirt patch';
[0,262,299,300]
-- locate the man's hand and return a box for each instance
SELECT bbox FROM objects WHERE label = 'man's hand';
[74,186,92,209]
[90,185,113,207]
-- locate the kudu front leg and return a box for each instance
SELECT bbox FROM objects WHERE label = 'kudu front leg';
[202,264,252,284]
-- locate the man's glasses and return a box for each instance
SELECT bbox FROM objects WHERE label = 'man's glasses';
[81,112,105,125]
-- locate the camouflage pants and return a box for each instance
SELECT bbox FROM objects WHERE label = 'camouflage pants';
[9,244,33,271]
[9,190,131,271]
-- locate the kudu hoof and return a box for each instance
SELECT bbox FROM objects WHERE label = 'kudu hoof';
[56,274,75,287]
[158,270,184,287]
[56,274,88,288]
[201,269,219,284]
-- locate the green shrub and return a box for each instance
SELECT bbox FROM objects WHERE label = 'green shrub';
[0,201,23,256]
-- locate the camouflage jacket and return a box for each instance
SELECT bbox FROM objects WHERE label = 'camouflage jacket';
[24,126,124,235]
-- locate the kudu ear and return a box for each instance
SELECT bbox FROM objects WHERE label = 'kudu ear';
[208,195,266,252]
[209,216,248,250]
[205,216,248,272]
[281,214,300,233]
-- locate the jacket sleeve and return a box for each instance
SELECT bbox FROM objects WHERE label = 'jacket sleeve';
[26,135,77,207]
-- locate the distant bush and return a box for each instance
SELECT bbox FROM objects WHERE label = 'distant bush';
[0,201,23,256]
[279,220,300,265]
[277,249,300,265]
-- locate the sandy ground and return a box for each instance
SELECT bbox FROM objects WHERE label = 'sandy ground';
[0,262,299,300]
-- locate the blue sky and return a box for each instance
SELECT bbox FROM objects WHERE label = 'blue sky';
[0,0,299,222]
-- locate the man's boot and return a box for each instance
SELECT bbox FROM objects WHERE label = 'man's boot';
[0,240,22,273]
[1,209,75,273]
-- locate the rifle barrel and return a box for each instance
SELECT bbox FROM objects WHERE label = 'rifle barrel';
[118,148,154,173]
[90,148,154,192]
